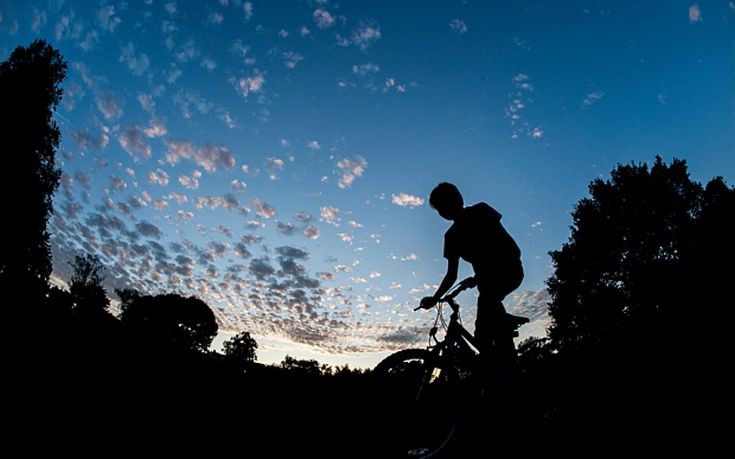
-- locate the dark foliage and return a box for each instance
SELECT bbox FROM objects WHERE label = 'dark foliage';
[69,253,110,316]
[222,330,258,370]
[543,157,734,449]
[120,293,218,354]
[0,40,66,300]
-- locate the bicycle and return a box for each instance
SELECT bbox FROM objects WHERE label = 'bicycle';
[373,276,529,458]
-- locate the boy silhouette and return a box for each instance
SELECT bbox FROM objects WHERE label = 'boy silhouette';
[420,182,524,366]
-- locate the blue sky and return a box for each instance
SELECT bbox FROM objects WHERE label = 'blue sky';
[2,0,733,368]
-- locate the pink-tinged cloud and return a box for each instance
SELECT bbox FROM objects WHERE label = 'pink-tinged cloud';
[391,192,424,208]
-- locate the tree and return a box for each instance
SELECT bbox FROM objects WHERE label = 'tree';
[280,355,323,376]
[546,156,734,354]
[120,293,218,354]
[69,254,110,315]
[0,40,67,299]
[114,287,142,314]
[222,331,258,368]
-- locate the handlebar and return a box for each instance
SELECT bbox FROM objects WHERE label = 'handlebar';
[414,276,476,311]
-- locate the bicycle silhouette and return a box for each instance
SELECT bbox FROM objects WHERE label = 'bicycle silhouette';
[373,276,529,458]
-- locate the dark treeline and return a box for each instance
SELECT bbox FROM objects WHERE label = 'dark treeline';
[4,40,733,456]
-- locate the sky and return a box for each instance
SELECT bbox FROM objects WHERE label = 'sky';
[2,0,733,368]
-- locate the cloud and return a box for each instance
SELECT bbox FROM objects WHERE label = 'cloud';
[306,140,321,151]
[252,199,277,218]
[72,128,110,150]
[689,3,702,23]
[200,57,218,72]
[303,225,320,240]
[147,169,170,186]
[506,74,542,139]
[196,145,236,172]
[391,192,424,208]
[276,222,296,236]
[31,8,47,33]
[97,4,121,32]
[583,90,605,107]
[234,242,252,259]
[283,51,304,69]
[250,256,275,280]
[135,220,162,239]
[352,63,380,77]
[336,156,367,189]
[232,72,265,97]
[178,170,202,189]
[167,192,187,204]
[120,42,150,76]
[166,140,195,165]
[96,93,122,120]
[195,195,239,211]
[449,19,468,34]
[108,176,127,191]
[313,8,335,29]
[119,125,151,160]
[144,119,167,138]
[230,179,247,192]
[351,25,381,50]
[207,11,224,26]
[276,246,309,260]
[320,206,340,226]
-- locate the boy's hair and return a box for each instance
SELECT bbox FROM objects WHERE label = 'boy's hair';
[429,182,464,210]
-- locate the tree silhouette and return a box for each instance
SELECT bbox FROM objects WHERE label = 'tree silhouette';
[114,287,142,314]
[546,157,733,354]
[542,156,734,447]
[280,355,323,376]
[120,293,218,354]
[0,40,67,300]
[69,254,110,315]
[222,331,258,368]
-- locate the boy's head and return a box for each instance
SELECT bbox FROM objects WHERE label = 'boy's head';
[429,182,464,220]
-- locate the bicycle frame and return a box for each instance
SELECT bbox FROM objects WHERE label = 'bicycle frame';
[423,279,481,367]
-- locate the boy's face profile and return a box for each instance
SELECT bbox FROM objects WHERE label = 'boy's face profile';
[434,202,462,221]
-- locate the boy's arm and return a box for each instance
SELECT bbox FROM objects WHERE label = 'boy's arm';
[420,256,459,308]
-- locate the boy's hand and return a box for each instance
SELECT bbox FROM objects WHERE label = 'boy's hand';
[419,296,439,310]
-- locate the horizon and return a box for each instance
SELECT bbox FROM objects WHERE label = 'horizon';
[3,1,733,368]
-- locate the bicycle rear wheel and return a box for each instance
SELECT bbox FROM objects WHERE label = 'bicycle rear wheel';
[373,349,460,458]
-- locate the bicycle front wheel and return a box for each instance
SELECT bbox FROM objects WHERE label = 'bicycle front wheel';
[373,349,460,458]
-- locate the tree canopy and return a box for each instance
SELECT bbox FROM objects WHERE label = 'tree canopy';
[120,293,218,354]
[0,40,67,299]
[546,156,734,354]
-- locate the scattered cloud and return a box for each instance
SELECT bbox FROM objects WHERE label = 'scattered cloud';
[96,93,122,120]
[283,51,304,69]
[118,125,151,160]
[353,63,379,77]
[449,19,468,34]
[336,156,367,189]
[391,193,424,208]
[583,90,605,107]
[689,3,702,23]
[120,42,150,76]
[232,72,266,97]
[313,8,335,29]
[252,198,277,218]
[147,169,170,186]
[97,4,121,32]
[303,225,320,240]
[320,206,340,226]
[178,170,202,189]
